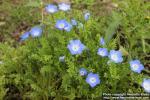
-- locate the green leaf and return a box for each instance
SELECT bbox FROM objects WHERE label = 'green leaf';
[119,46,129,56]
[25,1,41,7]
[109,65,120,79]
[105,12,121,43]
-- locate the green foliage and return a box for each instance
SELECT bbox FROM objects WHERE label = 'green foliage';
[115,0,150,59]
[0,0,149,99]
[72,0,95,5]
[0,0,41,43]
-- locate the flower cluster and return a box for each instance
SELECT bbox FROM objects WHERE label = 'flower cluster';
[46,3,76,32]
[98,42,123,64]
[20,3,90,41]
[75,37,147,91]
[45,3,70,13]
[20,26,42,41]
[55,19,72,32]
[75,38,123,87]
[19,2,148,93]
[79,68,100,88]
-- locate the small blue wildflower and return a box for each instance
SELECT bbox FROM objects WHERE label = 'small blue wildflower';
[45,4,58,13]
[20,31,30,41]
[67,40,85,55]
[129,60,144,73]
[79,68,87,76]
[55,19,67,30]
[109,50,123,63]
[84,12,90,20]
[64,22,72,32]
[59,56,65,62]
[55,20,72,32]
[30,26,42,37]
[71,19,77,26]
[142,79,150,93]
[97,48,108,57]
[86,73,100,88]
[100,37,105,45]
[58,3,70,11]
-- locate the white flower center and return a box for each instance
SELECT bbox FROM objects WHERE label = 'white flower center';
[89,77,96,83]
[132,64,139,70]
[80,71,84,75]
[143,82,150,91]
[99,51,104,56]
[72,45,79,51]
[48,9,55,13]
[111,54,118,61]
[59,23,65,28]
[59,5,70,11]
[33,32,40,36]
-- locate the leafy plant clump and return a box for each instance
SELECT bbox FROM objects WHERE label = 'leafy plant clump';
[0,0,149,99]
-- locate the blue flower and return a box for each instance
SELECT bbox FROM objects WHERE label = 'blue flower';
[20,31,30,41]
[55,20,67,30]
[86,73,100,88]
[64,22,72,32]
[71,19,77,26]
[55,20,72,32]
[129,60,144,73]
[58,3,70,11]
[97,48,108,57]
[30,26,42,37]
[100,37,105,45]
[59,56,65,62]
[142,79,150,93]
[45,4,58,13]
[109,50,123,63]
[67,40,85,55]
[79,68,87,76]
[84,12,90,20]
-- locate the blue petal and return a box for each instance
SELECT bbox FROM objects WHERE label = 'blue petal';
[86,73,100,88]
[109,50,123,63]
[79,68,87,76]
[20,32,30,41]
[67,40,85,55]
[58,3,71,11]
[45,4,58,13]
[142,79,150,93]
[129,60,144,73]
[84,12,90,20]
[71,19,77,26]
[64,22,72,32]
[55,19,68,30]
[97,48,108,57]
[30,26,42,37]
[100,37,105,45]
